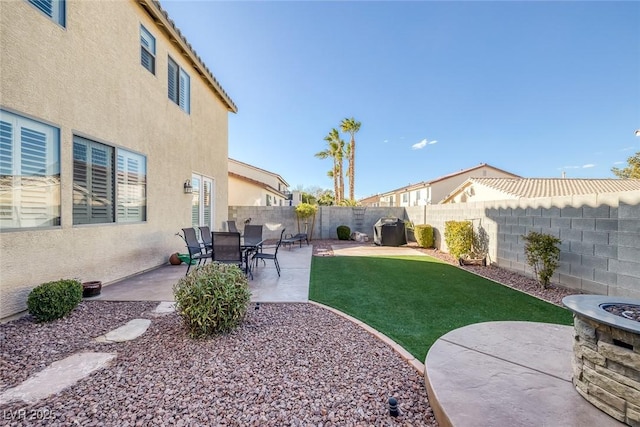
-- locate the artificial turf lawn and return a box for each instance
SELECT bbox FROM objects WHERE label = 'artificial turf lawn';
[309,255,573,361]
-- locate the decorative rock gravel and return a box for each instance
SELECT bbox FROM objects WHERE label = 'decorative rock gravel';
[0,302,436,426]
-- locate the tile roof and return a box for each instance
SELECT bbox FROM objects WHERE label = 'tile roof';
[470,178,640,198]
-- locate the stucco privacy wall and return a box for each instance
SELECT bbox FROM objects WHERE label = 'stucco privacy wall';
[232,190,639,298]
[0,1,231,318]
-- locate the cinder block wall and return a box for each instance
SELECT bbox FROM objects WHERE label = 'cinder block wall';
[228,206,405,240]
[232,190,639,298]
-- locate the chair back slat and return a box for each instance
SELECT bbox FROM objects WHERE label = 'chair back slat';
[199,226,212,249]
[243,224,263,242]
[182,227,203,256]
[212,232,242,264]
[227,221,239,233]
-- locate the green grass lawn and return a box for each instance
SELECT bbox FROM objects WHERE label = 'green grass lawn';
[309,255,573,361]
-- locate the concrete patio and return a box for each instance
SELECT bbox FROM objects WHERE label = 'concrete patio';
[94,244,313,303]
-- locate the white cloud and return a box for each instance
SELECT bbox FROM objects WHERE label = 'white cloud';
[613,161,625,165]
[582,164,595,168]
[412,139,427,149]
[412,138,437,150]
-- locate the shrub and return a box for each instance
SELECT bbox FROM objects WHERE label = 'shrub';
[337,225,351,240]
[27,279,83,322]
[523,231,561,288]
[173,262,251,338]
[414,224,434,248]
[444,220,473,259]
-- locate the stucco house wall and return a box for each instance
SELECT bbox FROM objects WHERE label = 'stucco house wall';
[228,175,288,207]
[429,165,519,204]
[0,0,234,319]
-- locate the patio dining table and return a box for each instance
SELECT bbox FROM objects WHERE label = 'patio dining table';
[240,237,264,277]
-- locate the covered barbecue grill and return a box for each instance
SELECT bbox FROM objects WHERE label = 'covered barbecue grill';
[373,217,407,246]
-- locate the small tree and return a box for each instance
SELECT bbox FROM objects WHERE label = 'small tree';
[522,231,561,288]
[295,203,318,240]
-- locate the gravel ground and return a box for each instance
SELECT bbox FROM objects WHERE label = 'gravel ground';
[0,240,579,426]
[1,303,436,426]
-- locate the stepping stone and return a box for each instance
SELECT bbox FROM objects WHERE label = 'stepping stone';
[0,352,116,404]
[154,301,176,314]
[95,318,151,343]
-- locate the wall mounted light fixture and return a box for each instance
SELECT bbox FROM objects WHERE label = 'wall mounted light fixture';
[183,179,193,194]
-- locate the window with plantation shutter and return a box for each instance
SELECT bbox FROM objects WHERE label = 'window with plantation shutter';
[73,136,146,225]
[117,150,146,222]
[28,0,65,27]
[168,56,190,113]
[0,110,60,230]
[140,25,155,74]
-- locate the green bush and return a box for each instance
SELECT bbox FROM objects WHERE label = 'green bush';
[444,220,473,259]
[337,225,351,240]
[173,262,251,338]
[414,224,434,248]
[523,231,561,288]
[27,279,83,322]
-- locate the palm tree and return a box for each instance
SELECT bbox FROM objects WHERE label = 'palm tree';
[315,129,345,204]
[340,117,361,201]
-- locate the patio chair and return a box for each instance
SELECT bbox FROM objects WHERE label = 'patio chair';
[282,223,309,249]
[198,226,213,253]
[252,228,285,276]
[227,220,240,234]
[212,231,247,276]
[181,227,213,275]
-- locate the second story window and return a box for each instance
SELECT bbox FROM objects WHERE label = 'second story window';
[140,25,156,74]
[168,56,190,113]
[28,0,65,27]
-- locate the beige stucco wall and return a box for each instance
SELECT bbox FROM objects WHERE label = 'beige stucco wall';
[228,176,288,207]
[447,184,516,203]
[0,0,231,318]
[430,167,518,203]
[229,160,286,192]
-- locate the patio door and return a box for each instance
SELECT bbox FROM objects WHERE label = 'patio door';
[191,174,213,228]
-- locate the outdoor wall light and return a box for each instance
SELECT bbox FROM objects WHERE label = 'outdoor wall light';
[183,180,193,194]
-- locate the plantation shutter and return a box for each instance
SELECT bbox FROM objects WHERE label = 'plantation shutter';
[203,178,212,227]
[179,68,190,113]
[28,0,64,26]
[0,120,14,226]
[140,25,155,74]
[20,127,49,222]
[191,176,200,226]
[72,136,113,224]
[117,150,146,222]
[168,57,178,103]
[29,0,53,17]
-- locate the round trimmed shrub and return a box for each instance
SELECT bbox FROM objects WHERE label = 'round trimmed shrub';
[173,262,251,339]
[27,279,83,322]
[337,225,351,240]
[415,224,434,248]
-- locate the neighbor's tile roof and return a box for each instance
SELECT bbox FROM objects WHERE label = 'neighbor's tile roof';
[471,178,640,198]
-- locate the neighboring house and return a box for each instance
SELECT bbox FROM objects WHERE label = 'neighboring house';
[228,158,291,206]
[441,178,640,203]
[360,163,520,207]
[0,0,236,319]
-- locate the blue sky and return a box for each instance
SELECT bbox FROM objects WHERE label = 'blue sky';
[161,1,640,199]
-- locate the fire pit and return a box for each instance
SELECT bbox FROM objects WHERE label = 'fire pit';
[562,295,640,426]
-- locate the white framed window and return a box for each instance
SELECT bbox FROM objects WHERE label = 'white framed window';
[140,25,156,74]
[73,135,146,224]
[168,56,190,113]
[191,174,213,228]
[0,110,60,229]
[27,0,65,27]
